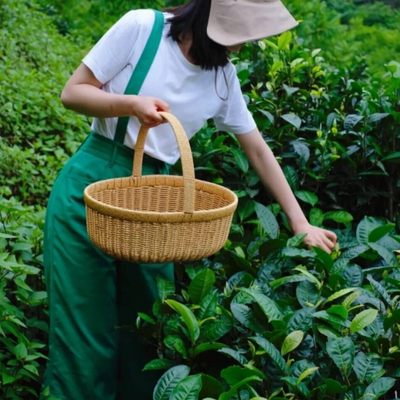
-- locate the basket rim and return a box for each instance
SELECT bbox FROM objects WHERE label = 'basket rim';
[84,175,238,223]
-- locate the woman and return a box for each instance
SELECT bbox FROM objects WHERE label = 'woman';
[43,0,337,398]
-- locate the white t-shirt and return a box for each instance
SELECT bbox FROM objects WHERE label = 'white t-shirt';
[83,9,256,164]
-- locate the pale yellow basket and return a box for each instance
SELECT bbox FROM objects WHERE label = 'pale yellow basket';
[84,112,238,263]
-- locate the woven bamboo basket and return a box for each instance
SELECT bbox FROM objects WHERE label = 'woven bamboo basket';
[84,112,238,263]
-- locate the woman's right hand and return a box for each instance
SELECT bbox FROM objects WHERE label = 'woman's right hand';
[131,95,170,128]
[61,64,170,123]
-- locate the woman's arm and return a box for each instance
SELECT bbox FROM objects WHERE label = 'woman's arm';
[60,63,169,127]
[236,127,337,253]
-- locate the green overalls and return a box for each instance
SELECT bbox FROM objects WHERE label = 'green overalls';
[43,11,172,399]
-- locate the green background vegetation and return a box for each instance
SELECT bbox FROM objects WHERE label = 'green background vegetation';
[0,0,399,398]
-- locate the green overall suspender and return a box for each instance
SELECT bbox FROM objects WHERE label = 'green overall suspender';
[113,10,164,145]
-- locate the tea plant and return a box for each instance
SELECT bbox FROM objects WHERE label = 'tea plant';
[139,214,400,399]
[0,197,48,398]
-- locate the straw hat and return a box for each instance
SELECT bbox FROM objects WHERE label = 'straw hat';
[207,0,298,46]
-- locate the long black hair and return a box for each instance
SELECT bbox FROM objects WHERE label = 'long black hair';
[167,0,229,70]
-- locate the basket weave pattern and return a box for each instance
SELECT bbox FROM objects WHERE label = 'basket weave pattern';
[84,112,238,263]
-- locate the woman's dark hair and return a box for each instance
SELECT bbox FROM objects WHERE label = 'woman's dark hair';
[167,0,229,70]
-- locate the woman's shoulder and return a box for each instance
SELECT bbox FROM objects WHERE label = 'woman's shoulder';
[222,60,238,81]
[117,9,160,30]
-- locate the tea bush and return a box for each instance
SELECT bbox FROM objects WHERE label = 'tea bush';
[0,197,48,398]
[188,33,400,223]
[0,0,89,205]
[287,0,400,76]
[140,214,400,399]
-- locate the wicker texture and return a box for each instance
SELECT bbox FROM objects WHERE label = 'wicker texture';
[84,112,238,262]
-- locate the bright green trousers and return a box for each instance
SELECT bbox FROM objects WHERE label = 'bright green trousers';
[43,133,174,399]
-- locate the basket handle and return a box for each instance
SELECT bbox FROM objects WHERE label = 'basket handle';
[133,111,195,214]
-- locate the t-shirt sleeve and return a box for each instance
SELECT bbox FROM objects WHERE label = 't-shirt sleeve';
[82,10,144,84]
[213,62,257,135]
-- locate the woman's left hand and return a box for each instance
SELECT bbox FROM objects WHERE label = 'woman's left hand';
[292,222,337,254]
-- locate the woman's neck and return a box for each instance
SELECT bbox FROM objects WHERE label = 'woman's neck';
[178,32,196,64]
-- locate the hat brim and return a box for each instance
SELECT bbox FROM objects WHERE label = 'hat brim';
[207,0,298,46]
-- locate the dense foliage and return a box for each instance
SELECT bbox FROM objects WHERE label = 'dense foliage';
[140,216,400,399]
[0,0,399,398]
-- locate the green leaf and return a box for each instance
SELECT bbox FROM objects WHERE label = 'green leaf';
[188,269,216,304]
[367,275,393,307]
[343,265,363,287]
[221,366,264,385]
[231,148,249,174]
[14,343,28,360]
[368,223,395,242]
[313,247,334,271]
[369,242,396,265]
[357,217,382,244]
[283,248,315,258]
[0,232,16,239]
[288,308,313,332]
[353,352,383,384]
[240,288,283,322]
[295,191,318,207]
[200,374,224,399]
[283,165,299,190]
[169,374,202,400]
[368,113,389,123]
[219,377,263,400]
[281,331,304,356]
[238,198,256,221]
[327,305,348,320]
[296,280,320,307]
[326,337,355,377]
[323,211,353,224]
[317,325,340,339]
[12,242,32,252]
[23,364,39,376]
[137,312,156,325]
[291,140,310,164]
[251,336,288,373]
[361,377,395,400]
[298,367,319,383]
[218,348,248,365]
[382,151,400,162]
[293,265,322,289]
[2,372,17,385]
[313,310,347,329]
[344,114,363,129]
[201,312,233,341]
[278,31,292,50]
[270,274,307,289]
[164,335,187,358]
[350,309,378,334]
[230,303,264,333]
[192,342,226,357]
[153,365,190,400]
[156,276,175,302]
[165,300,200,344]
[325,288,359,304]
[259,109,275,124]
[310,207,324,226]
[198,290,218,319]
[281,376,310,397]
[342,291,361,308]
[287,233,307,247]
[340,244,369,260]
[254,202,279,239]
[283,83,299,97]
[143,358,174,371]
[281,113,302,129]
[322,378,346,394]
